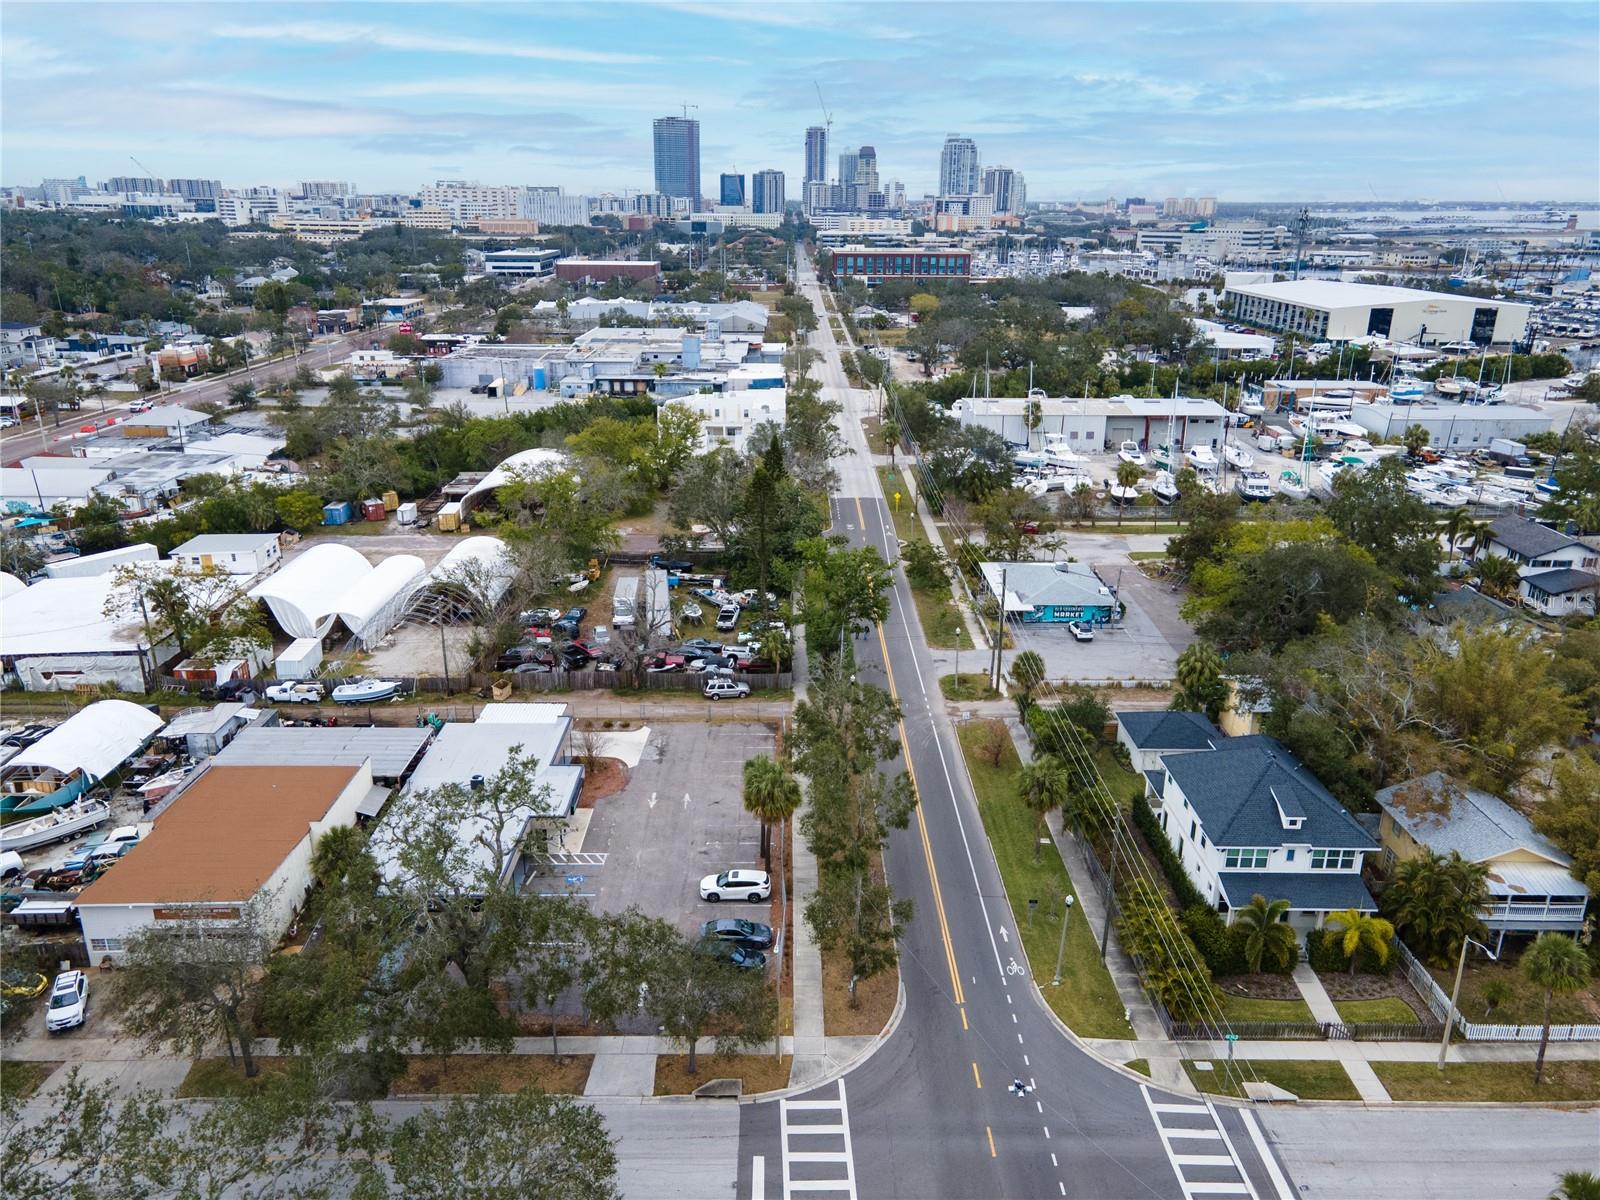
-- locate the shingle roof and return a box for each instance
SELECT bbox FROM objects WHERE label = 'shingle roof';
[1161,737,1376,850]
[1487,516,1585,560]
[1522,568,1599,595]
[1375,772,1572,868]
[1217,871,1377,912]
[77,765,361,905]
[1117,710,1221,751]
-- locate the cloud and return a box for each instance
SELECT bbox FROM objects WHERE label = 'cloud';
[211,20,659,65]
[1,33,92,79]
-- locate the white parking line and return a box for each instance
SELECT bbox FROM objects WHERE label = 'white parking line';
[1239,1109,1294,1200]
[753,1154,765,1200]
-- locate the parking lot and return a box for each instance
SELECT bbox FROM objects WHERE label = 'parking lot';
[529,721,777,940]
[1009,533,1195,685]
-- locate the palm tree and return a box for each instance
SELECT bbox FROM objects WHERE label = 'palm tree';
[1463,518,1496,560]
[1550,1170,1600,1200]
[1172,642,1226,720]
[1113,459,1141,527]
[1381,850,1489,967]
[1474,553,1521,601]
[1323,908,1395,975]
[1233,895,1297,974]
[742,755,801,868]
[879,415,902,467]
[1442,509,1482,561]
[1522,933,1592,1085]
[1024,397,1043,451]
[1015,754,1071,862]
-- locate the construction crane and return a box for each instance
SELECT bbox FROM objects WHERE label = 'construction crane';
[679,103,699,119]
[813,82,833,138]
[129,155,162,187]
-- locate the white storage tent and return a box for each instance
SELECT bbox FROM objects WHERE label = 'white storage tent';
[0,574,170,692]
[250,543,371,640]
[331,554,426,646]
[5,700,163,783]
[400,536,516,623]
[0,572,24,600]
[461,449,569,515]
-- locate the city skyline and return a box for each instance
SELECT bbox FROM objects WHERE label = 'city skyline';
[2,2,1597,201]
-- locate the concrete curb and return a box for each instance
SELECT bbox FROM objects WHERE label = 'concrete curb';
[742,976,909,1105]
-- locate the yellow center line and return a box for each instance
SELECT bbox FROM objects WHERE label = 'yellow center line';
[960,1006,969,1031]
[972,1060,983,1089]
[986,1126,998,1158]
[853,494,966,1008]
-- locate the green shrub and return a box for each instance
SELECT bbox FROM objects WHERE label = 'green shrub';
[1131,793,1207,910]
[1306,927,1394,976]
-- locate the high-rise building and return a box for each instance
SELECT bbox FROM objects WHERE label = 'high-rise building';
[838,151,859,188]
[652,116,702,209]
[855,145,879,194]
[40,177,88,204]
[1196,197,1218,218]
[752,170,785,215]
[298,181,355,200]
[938,135,979,197]
[804,126,829,187]
[167,178,221,200]
[981,166,1025,215]
[720,173,746,207]
[106,176,165,194]
[420,181,523,222]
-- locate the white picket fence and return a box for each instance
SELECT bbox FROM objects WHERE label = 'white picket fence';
[1397,940,1600,1043]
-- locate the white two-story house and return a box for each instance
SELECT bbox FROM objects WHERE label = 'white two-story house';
[1475,515,1600,617]
[1148,732,1379,933]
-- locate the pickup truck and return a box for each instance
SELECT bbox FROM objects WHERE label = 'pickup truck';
[265,682,326,704]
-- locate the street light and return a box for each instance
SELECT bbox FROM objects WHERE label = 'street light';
[1439,935,1498,1069]
[1051,894,1076,986]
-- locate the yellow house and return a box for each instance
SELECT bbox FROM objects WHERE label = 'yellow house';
[1374,772,1588,954]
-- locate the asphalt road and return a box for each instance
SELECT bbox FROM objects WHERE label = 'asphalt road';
[733,256,1295,1200]
[0,330,365,466]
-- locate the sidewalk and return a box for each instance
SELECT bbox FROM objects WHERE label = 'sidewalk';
[785,623,831,1090]
[1001,715,1197,1094]
[1290,964,1391,1102]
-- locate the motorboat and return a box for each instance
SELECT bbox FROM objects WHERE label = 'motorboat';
[1185,445,1219,472]
[1223,443,1254,470]
[137,767,191,805]
[1107,482,1140,505]
[1024,470,1089,498]
[1150,471,1180,505]
[1277,470,1309,500]
[1013,450,1048,470]
[1238,399,1267,417]
[1116,440,1146,467]
[1152,442,1174,471]
[679,601,704,623]
[0,799,110,853]
[1043,448,1088,469]
[1235,470,1274,501]
[331,678,404,704]
[1434,377,1467,398]
[1388,381,1426,403]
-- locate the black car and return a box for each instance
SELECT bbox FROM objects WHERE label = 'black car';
[552,607,587,638]
[700,917,774,951]
[650,556,693,571]
[679,638,724,657]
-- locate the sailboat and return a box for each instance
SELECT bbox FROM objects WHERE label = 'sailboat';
[1278,469,1309,500]
[1223,442,1254,470]
[1150,471,1180,505]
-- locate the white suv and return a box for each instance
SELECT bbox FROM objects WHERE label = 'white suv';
[45,970,88,1033]
[703,678,751,700]
[699,869,772,902]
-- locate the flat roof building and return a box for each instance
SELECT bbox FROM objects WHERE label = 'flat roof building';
[827,245,972,284]
[1221,280,1530,347]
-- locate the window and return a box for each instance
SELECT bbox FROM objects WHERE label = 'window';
[1224,848,1270,869]
[1310,849,1358,870]
[1189,819,1197,840]
[88,938,125,952]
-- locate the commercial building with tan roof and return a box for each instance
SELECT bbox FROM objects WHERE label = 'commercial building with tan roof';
[76,763,372,964]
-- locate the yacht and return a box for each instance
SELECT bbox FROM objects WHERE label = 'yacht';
[0,799,110,853]
[1116,440,1146,467]
[1235,470,1274,501]
[1223,442,1254,471]
[1185,445,1219,472]
[1150,471,1180,505]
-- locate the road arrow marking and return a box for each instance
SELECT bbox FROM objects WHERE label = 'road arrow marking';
[648,792,657,809]
[998,925,1010,944]
[683,792,691,810]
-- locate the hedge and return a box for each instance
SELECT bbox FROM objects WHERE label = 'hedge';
[1306,927,1395,976]
[1131,793,1207,911]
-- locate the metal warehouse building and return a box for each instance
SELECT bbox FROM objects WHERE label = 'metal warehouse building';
[1221,280,1530,347]
[1346,403,1552,449]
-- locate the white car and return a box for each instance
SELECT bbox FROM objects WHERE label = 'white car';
[265,682,325,704]
[128,400,153,413]
[1066,621,1095,642]
[703,678,751,700]
[699,869,772,902]
[715,604,741,632]
[0,416,17,429]
[45,970,88,1033]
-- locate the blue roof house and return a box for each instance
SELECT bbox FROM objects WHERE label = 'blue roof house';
[1147,732,1379,932]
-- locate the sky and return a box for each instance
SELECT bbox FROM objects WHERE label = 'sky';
[3,1,1597,202]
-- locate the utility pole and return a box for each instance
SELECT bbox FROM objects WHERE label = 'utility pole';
[991,567,1008,691]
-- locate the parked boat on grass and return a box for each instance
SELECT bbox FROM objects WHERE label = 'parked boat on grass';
[331,678,404,705]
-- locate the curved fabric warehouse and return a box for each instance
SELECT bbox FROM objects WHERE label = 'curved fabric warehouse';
[249,545,427,648]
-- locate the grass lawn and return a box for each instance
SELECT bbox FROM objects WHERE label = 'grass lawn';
[1212,991,1317,1024]
[301,520,396,537]
[176,1056,295,1098]
[1127,550,1168,562]
[1123,1059,1151,1078]
[1184,1059,1360,1101]
[1334,997,1419,1025]
[1091,744,1145,807]
[957,721,1135,1040]
[941,673,999,702]
[654,1054,792,1096]
[0,1060,58,1101]
[1426,956,1599,1026]
[1374,1059,1600,1103]
[395,1054,592,1095]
